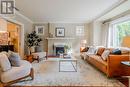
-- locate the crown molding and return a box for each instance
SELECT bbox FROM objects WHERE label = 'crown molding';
[33,21,90,24]
[93,0,128,21]
[15,11,33,23]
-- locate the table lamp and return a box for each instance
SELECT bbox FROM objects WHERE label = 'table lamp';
[80,40,87,52]
[122,36,130,62]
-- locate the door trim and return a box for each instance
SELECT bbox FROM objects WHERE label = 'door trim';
[5,18,25,58]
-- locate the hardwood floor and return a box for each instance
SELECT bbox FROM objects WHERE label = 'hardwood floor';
[5,86,114,87]
[117,78,128,87]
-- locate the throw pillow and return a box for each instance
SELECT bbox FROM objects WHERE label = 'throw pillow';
[101,50,110,61]
[87,47,96,54]
[81,47,89,52]
[0,53,11,72]
[111,49,121,55]
[97,47,105,56]
[8,51,21,67]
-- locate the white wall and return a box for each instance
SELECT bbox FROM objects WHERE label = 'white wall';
[33,23,89,55]
[88,21,103,46]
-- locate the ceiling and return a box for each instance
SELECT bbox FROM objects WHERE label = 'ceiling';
[15,0,123,23]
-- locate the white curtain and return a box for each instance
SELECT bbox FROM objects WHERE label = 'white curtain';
[102,23,110,47]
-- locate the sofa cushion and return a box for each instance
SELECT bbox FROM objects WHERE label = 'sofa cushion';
[97,47,105,56]
[88,55,107,73]
[89,55,107,66]
[8,51,21,67]
[87,47,96,54]
[0,53,11,72]
[101,50,110,61]
[0,60,32,83]
[81,47,89,52]
[111,49,121,55]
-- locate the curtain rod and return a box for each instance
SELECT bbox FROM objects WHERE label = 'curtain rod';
[103,10,130,24]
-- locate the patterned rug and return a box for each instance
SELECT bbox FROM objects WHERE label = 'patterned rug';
[12,57,125,87]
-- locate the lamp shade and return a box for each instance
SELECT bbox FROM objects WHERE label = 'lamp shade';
[122,36,130,48]
[81,40,87,44]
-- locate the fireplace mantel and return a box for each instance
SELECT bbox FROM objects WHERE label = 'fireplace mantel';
[46,37,75,40]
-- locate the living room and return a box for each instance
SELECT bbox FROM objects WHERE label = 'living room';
[0,0,130,87]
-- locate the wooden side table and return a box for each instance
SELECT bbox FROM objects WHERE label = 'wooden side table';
[26,55,33,63]
[121,61,130,87]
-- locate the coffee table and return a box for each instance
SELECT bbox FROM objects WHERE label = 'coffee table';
[59,56,77,72]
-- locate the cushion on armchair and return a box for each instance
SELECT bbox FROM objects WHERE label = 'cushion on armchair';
[8,51,21,67]
[0,53,11,72]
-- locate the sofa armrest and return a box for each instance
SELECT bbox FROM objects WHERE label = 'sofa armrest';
[107,54,129,77]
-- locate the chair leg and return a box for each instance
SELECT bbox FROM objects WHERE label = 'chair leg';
[30,68,34,80]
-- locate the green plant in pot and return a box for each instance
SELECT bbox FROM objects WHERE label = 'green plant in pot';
[64,45,71,54]
[25,31,42,54]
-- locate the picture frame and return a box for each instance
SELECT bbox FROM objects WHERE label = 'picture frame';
[35,26,44,35]
[55,27,65,37]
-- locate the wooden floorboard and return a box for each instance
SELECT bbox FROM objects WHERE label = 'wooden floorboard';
[6,86,113,87]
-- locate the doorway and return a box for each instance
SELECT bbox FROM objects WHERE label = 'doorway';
[7,21,22,57]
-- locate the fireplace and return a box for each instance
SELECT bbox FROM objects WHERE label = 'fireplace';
[53,43,66,56]
[56,47,64,56]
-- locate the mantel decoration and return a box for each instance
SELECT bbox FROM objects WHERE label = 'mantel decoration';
[55,27,65,37]
[25,31,42,54]
[35,25,44,35]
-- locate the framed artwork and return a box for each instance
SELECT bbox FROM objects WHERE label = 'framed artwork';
[0,32,8,45]
[35,26,44,35]
[55,27,65,37]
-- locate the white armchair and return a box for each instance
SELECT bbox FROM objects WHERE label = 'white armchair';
[0,60,34,86]
[0,52,34,87]
[32,52,47,62]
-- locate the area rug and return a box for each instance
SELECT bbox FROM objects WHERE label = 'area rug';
[12,57,125,87]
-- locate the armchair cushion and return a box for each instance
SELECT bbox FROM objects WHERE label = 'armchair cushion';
[8,51,21,67]
[0,53,11,72]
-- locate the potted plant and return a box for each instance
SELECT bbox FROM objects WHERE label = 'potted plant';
[25,31,42,54]
[64,45,71,54]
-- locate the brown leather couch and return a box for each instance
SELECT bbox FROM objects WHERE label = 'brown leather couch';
[81,47,130,77]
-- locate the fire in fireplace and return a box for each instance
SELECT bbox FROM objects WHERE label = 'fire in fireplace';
[56,47,64,56]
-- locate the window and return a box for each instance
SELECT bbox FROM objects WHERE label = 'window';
[76,26,84,36]
[109,20,130,47]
